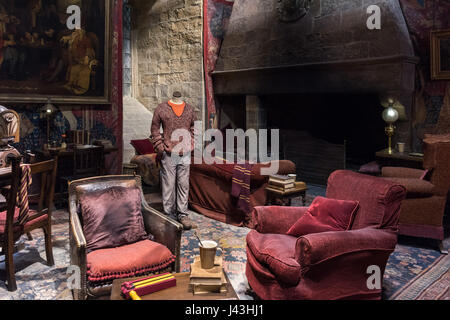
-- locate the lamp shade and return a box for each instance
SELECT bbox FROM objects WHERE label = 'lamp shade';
[382,107,399,124]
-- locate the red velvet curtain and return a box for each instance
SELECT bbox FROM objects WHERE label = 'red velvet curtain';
[203,0,234,129]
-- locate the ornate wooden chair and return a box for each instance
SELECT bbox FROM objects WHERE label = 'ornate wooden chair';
[0,155,58,291]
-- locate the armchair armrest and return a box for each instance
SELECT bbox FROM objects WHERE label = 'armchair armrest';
[295,228,397,272]
[68,200,87,300]
[382,167,427,179]
[141,200,183,272]
[253,206,308,234]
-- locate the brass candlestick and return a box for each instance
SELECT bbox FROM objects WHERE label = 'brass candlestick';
[385,124,396,155]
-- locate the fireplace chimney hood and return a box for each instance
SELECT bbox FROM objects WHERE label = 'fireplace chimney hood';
[212,0,419,96]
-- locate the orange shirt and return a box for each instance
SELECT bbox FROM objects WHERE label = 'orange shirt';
[168,101,186,117]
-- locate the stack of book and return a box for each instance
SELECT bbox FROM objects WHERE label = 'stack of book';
[190,257,228,295]
[267,174,296,192]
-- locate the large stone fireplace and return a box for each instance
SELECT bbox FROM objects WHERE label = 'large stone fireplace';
[212,0,419,185]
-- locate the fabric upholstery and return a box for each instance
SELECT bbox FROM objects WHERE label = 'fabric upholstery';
[79,186,148,252]
[382,177,436,197]
[359,161,381,174]
[286,196,359,237]
[327,170,406,231]
[130,139,156,155]
[246,170,407,300]
[252,206,309,235]
[380,134,450,241]
[0,207,46,234]
[86,240,175,282]
[131,154,160,186]
[189,160,296,227]
[381,167,427,180]
[246,231,301,286]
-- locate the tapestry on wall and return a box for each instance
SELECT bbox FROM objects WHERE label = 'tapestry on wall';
[204,0,234,128]
[9,0,123,174]
[399,0,450,150]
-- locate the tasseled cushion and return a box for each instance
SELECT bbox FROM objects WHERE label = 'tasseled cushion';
[86,240,175,283]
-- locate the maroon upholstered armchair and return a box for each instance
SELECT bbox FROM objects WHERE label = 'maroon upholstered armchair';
[381,134,450,253]
[246,170,407,300]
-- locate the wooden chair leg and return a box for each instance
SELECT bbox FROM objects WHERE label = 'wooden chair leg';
[438,240,448,255]
[4,241,17,292]
[43,225,54,266]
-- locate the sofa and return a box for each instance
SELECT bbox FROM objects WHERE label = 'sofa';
[189,160,296,227]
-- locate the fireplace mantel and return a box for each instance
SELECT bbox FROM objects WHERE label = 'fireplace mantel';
[212,55,419,96]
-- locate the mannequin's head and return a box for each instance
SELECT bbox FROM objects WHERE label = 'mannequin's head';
[171,91,184,104]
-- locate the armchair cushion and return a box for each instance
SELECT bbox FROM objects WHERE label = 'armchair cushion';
[131,139,156,155]
[382,177,436,197]
[80,186,148,252]
[87,240,175,282]
[286,197,359,237]
[0,207,45,234]
[246,231,301,285]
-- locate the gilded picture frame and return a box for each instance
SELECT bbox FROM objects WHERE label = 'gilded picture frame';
[0,0,111,104]
[431,29,450,80]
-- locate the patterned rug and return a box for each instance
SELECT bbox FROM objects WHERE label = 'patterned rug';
[0,191,448,300]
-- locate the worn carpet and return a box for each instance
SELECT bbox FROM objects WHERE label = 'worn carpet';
[0,190,448,300]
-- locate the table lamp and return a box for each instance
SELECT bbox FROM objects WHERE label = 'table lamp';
[382,99,399,154]
[41,99,56,149]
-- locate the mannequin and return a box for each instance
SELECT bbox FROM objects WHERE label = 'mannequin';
[168,92,186,117]
[151,91,197,230]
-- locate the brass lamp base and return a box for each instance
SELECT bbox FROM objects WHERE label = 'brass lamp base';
[385,124,395,154]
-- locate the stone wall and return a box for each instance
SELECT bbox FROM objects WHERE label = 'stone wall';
[131,0,204,120]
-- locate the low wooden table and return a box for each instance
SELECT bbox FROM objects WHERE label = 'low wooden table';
[266,182,308,206]
[110,272,239,300]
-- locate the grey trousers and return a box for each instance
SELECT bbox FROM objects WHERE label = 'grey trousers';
[160,152,191,220]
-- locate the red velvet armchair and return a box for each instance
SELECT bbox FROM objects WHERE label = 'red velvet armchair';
[246,170,407,300]
[381,134,450,253]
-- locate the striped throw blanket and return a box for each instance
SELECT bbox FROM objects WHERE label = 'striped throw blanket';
[17,164,32,226]
[231,163,253,213]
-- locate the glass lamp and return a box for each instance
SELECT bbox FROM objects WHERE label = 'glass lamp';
[382,99,399,154]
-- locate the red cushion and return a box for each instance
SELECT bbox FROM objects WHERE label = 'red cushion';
[86,240,175,282]
[287,196,359,237]
[80,186,148,253]
[131,139,156,155]
[246,231,300,285]
[0,207,45,234]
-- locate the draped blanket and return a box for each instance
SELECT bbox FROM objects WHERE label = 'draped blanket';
[231,163,253,214]
[17,164,32,226]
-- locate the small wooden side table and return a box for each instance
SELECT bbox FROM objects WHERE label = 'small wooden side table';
[110,272,238,300]
[375,149,423,169]
[266,183,308,206]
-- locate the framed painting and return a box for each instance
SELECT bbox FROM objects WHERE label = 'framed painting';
[0,0,111,104]
[431,29,450,80]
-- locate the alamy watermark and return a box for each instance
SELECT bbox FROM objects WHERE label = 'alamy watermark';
[162,122,280,176]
